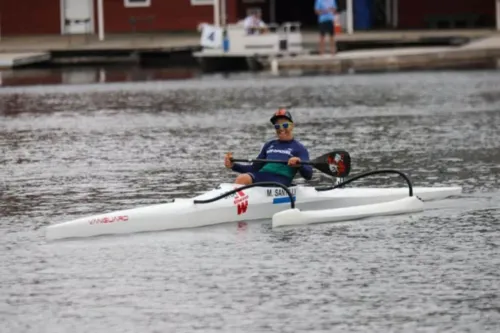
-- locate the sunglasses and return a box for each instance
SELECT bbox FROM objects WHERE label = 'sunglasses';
[274,122,292,130]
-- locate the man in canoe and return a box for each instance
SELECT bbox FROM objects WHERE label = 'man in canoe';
[224,109,313,186]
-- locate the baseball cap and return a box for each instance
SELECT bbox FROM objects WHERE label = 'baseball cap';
[270,108,293,124]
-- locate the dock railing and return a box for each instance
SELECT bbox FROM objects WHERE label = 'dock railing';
[199,21,304,55]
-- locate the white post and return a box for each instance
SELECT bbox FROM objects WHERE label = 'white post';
[392,0,398,28]
[213,0,220,26]
[98,0,105,40]
[496,0,500,30]
[99,68,106,83]
[346,0,354,34]
[221,0,226,26]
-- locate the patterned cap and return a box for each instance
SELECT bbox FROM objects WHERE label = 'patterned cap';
[270,108,293,124]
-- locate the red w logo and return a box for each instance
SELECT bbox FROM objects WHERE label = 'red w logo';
[237,201,248,215]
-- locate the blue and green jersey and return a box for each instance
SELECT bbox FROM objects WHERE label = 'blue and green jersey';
[231,139,313,180]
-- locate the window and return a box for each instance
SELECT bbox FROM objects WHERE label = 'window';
[191,0,213,5]
[124,0,151,8]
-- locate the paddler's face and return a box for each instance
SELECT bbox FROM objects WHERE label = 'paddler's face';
[274,118,293,140]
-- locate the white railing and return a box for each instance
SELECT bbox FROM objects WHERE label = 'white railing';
[198,22,304,55]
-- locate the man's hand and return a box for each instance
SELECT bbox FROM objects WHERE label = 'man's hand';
[288,157,301,167]
[224,152,234,169]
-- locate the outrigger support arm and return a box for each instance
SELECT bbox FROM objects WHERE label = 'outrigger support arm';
[194,181,296,209]
[315,169,415,197]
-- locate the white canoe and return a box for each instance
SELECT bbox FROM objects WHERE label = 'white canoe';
[45,183,462,240]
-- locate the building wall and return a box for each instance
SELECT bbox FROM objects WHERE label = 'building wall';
[398,0,496,29]
[0,0,239,36]
[0,0,61,35]
[101,0,238,33]
[1,0,494,36]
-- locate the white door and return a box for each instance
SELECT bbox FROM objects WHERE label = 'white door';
[62,0,94,34]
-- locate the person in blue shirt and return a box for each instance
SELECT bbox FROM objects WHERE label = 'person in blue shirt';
[314,0,337,55]
[224,109,313,187]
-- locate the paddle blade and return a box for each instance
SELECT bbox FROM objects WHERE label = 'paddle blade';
[313,150,351,178]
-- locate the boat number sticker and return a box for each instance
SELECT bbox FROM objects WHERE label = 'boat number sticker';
[234,189,249,215]
[266,188,296,197]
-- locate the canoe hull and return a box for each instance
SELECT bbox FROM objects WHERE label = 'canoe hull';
[45,184,462,240]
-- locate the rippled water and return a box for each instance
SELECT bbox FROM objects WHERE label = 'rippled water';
[1,70,500,332]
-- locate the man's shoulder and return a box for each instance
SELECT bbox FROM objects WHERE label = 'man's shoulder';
[292,139,309,151]
[243,16,252,25]
[259,139,277,150]
[263,139,278,146]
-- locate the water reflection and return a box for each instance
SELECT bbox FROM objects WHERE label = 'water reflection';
[0,66,200,88]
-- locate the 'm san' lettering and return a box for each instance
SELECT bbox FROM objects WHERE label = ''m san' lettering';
[273,188,296,197]
[265,188,297,197]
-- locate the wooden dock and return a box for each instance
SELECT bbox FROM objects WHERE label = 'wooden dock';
[0,34,200,53]
[0,33,201,68]
[0,52,50,69]
[266,35,500,73]
[0,30,497,70]
[0,29,494,53]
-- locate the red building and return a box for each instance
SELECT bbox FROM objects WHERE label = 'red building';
[0,0,237,36]
[0,0,498,36]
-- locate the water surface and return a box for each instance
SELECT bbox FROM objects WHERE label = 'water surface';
[1,70,500,332]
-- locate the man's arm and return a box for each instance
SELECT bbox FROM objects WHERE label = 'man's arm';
[231,142,269,173]
[296,145,313,180]
[314,0,323,15]
[243,17,252,30]
[331,0,338,14]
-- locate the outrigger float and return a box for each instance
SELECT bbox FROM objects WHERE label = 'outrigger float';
[45,151,462,241]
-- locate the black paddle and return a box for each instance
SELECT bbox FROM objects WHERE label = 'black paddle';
[231,150,351,178]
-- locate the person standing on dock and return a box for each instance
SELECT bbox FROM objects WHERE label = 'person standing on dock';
[314,0,337,55]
